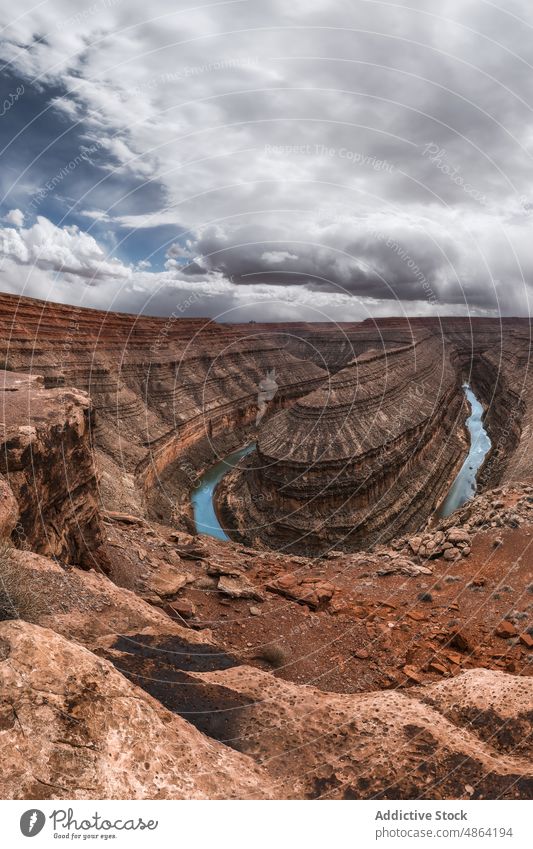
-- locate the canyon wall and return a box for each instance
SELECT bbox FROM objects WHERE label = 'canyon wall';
[0,294,325,527]
[0,294,531,554]
[0,295,532,800]
[241,321,421,372]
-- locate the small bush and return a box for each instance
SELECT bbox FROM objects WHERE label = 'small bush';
[0,542,46,622]
[254,642,290,669]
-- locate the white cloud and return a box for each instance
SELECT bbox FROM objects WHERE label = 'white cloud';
[79,209,112,223]
[261,251,299,264]
[0,215,131,281]
[98,136,156,178]
[4,209,24,227]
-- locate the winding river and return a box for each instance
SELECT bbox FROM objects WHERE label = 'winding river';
[437,383,491,518]
[191,384,491,539]
[191,443,256,541]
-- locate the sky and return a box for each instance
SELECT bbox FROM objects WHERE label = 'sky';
[0,0,532,321]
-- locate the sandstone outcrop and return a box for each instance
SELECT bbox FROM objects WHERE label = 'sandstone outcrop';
[0,371,104,566]
[0,621,274,799]
[194,665,533,798]
[4,620,531,799]
[1,547,209,649]
[97,633,533,799]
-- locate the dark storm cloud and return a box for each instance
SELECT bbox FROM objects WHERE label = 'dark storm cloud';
[0,71,167,227]
[0,0,532,317]
[171,216,496,309]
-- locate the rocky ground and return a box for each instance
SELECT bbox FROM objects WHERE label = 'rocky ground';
[96,485,533,697]
[3,464,533,799]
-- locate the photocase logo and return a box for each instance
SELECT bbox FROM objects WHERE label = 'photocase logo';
[20,809,46,837]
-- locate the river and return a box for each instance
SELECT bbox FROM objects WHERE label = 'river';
[191,443,256,541]
[437,383,491,518]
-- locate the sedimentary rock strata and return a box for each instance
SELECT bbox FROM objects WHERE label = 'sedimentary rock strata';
[0,293,325,528]
[224,334,466,553]
[241,320,421,372]
[0,295,531,548]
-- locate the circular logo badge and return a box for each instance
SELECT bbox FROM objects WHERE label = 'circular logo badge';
[20,810,46,837]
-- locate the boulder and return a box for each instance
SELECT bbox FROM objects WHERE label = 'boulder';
[447,528,471,545]
[175,542,208,561]
[151,568,192,598]
[495,621,518,639]
[378,558,432,577]
[218,575,265,601]
[448,630,474,653]
[408,536,422,554]
[207,559,245,578]
[168,598,196,619]
[266,574,335,609]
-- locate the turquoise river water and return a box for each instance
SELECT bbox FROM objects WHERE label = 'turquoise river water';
[437,383,491,518]
[191,443,256,541]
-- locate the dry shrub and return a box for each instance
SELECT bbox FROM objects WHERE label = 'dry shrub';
[254,642,290,669]
[0,542,47,622]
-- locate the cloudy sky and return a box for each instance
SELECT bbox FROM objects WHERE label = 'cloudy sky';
[0,0,532,321]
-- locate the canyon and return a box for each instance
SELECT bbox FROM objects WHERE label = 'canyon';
[222,332,467,553]
[0,293,532,799]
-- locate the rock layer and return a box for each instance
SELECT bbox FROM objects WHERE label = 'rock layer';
[0,293,325,528]
[0,371,104,567]
[0,295,532,550]
[224,334,466,553]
